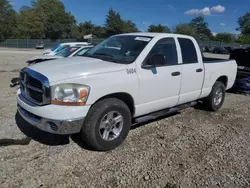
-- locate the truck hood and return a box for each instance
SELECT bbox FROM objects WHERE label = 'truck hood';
[28,56,127,82]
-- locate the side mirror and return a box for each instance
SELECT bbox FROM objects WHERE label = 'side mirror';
[141,64,154,69]
[149,54,166,66]
[141,53,167,69]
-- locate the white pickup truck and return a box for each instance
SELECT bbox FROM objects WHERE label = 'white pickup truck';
[17,33,237,151]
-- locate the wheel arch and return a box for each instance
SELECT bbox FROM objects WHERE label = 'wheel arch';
[216,75,228,88]
[93,92,135,117]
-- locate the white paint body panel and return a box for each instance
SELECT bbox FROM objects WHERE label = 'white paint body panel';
[19,33,237,122]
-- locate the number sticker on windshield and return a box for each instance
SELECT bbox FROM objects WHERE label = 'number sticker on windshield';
[135,37,151,42]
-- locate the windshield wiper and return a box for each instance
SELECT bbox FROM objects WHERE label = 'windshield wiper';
[93,53,114,57]
[92,53,121,63]
[82,52,126,64]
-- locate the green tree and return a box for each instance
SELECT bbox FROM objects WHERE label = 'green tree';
[75,21,107,39]
[93,26,107,38]
[123,20,138,33]
[78,21,96,37]
[18,6,44,39]
[190,16,212,40]
[174,23,197,38]
[215,33,235,43]
[0,0,17,39]
[105,8,124,36]
[32,0,76,39]
[237,34,250,44]
[148,24,171,33]
[237,12,250,35]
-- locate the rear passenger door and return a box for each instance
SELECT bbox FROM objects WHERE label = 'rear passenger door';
[177,38,204,104]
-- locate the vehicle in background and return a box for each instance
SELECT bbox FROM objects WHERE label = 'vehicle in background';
[36,41,44,49]
[204,46,213,53]
[200,46,213,53]
[224,46,236,53]
[43,42,90,56]
[230,48,250,68]
[201,46,213,53]
[17,33,237,151]
[10,46,93,87]
[213,47,229,54]
[230,48,250,93]
[233,72,250,94]
[200,46,205,52]
[28,45,93,66]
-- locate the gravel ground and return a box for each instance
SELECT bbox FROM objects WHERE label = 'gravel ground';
[0,49,250,188]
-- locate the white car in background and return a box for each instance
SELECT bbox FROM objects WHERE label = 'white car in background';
[43,42,91,56]
[27,45,93,66]
[10,45,93,87]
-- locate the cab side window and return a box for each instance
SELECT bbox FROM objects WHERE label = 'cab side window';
[144,38,178,66]
[178,38,198,64]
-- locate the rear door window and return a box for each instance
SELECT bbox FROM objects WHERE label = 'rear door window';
[178,38,198,64]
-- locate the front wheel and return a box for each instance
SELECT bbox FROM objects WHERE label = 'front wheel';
[204,81,226,111]
[80,98,131,151]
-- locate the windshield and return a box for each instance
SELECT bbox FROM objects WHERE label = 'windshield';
[83,35,152,64]
[55,47,80,57]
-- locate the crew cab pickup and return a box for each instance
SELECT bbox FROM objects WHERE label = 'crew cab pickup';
[17,33,237,151]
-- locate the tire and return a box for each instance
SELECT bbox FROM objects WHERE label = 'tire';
[204,81,226,111]
[81,98,131,151]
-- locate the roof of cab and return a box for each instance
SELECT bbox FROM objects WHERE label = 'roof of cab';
[117,32,192,38]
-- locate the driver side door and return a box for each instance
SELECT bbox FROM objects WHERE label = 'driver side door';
[136,37,182,116]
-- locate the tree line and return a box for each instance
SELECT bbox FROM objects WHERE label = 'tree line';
[1,0,250,44]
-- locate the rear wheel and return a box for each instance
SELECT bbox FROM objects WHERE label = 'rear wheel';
[204,81,226,111]
[80,98,131,151]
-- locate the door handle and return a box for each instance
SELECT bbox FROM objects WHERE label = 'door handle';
[196,68,203,72]
[171,71,181,76]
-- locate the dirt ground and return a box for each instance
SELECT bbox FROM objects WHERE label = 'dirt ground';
[0,49,249,188]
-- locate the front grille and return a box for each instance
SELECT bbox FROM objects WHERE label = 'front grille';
[29,76,43,89]
[29,89,43,102]
[20,68,50,105]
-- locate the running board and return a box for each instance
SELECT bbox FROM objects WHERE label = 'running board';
[132,101,197,125]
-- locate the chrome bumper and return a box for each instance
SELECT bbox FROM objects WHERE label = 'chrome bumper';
[17,105,84,135]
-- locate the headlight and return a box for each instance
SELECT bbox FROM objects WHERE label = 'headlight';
[51,83,90,106]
